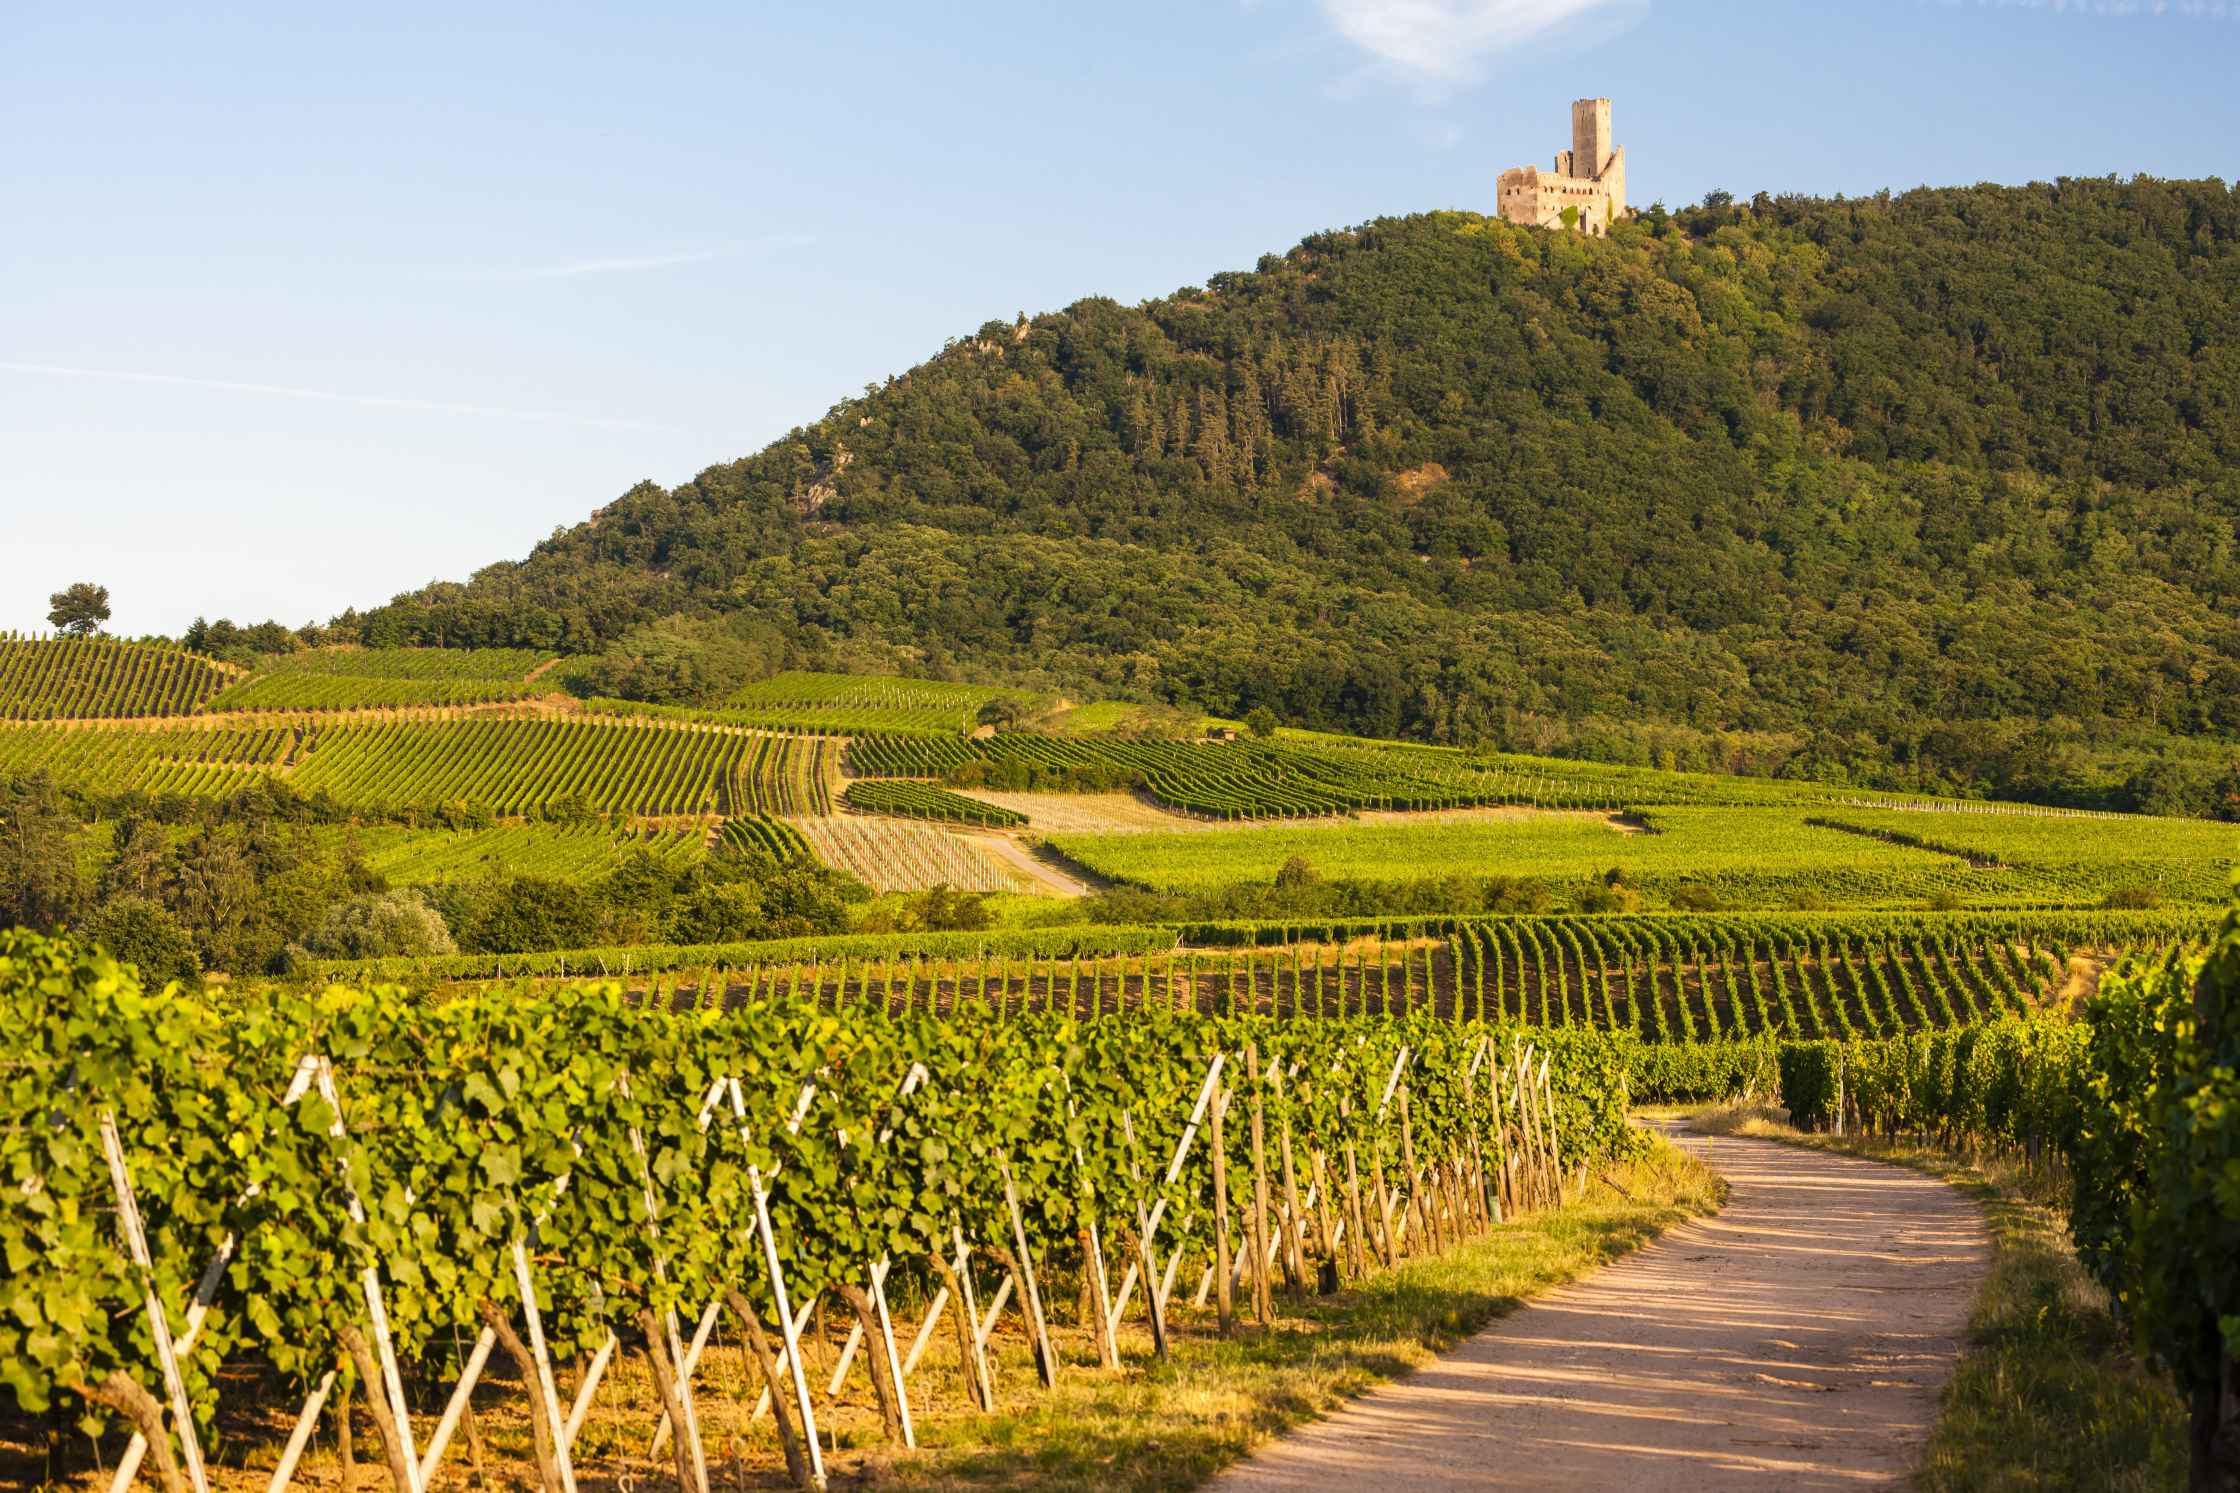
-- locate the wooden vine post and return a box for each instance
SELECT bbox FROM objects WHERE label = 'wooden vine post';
[1210,1085,1236,1336]
[1245,1043,1274,1322]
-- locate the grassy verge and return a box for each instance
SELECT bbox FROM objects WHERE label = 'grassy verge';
[871,1133,1719,1492]
[1688,1101,2189,1492]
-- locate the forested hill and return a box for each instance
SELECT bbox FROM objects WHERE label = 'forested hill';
[336,176,2240,806]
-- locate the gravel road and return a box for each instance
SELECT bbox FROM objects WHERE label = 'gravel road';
[1208,1127,1986,1490]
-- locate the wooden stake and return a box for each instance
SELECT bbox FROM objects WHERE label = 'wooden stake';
[1000,1165,1060,1388]
[1277,1109,1308,1297]
[1210,1086,1235,1337]
[1246,1044,1274,1321]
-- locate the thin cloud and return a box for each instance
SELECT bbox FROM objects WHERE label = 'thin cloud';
[0,362,668,430]
[1952,0,2231,12]
[437,234,827,282]
[1320,0,1648,90]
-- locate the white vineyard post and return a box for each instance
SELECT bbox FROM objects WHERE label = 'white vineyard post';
[308,1059,425,1493]
[417,1327,499,1479]
[261,1372,337,1493]
[96,1113,212,1493]
[509,1237,580,1493]
[727,1075,825,1488]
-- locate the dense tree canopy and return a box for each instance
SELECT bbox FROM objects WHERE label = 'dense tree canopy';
[319,177,2237,804]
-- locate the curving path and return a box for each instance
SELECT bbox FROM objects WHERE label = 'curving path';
[1209,1128,1986,1490]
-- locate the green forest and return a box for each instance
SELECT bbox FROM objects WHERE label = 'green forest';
[238,178,2237,810]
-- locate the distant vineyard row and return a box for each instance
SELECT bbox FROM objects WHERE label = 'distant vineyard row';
[209,645,558,710]
[1052,805,2236,907]
[843,779,1025,826]
[848,734,1510,818]
[0,721,288,797]
[293,909,2206,1034]
[0,636,230,719]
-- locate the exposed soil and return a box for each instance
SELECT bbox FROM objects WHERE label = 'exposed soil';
[966,830,1096,896]
[1209,1126,1986,1490]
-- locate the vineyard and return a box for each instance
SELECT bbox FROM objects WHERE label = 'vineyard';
[208,647,559,712]
[794,816,1029,895]
[720,813,816,862]
[842,781,1028,827]
[847,735,1505,818]
[287,905,2207,1032]
[584,672,1031,737]
[354,822,705,886]
[730,733,833,817]
[0,721,289,798]
[296,922,1189,983]
[846,734,979,776]
[285,717,753,820]
[845,732,2009,822]
[0,636,230,720]
[4,928,1630,1493]
[1804,805,2237,904]
[1049,805,2222,908]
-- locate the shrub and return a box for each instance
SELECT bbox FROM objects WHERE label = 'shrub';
[1670,883,1723,912]
[1573,883,1639,914]
[79,896,200,986]
[292,889,458,962]
[2102,885,2162,910]
[461,876,598,954]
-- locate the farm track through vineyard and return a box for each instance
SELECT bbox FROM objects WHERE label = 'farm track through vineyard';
[1213,1126,1987,1492]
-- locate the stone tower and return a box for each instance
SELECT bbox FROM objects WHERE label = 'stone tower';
[1497,97,1627,235]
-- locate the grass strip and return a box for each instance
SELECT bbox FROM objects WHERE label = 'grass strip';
[1691,1102,2190,1492]
[877,1136,1720,1491]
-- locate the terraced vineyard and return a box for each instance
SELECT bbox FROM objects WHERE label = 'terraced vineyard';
[287,716,751,818]
[709,670,1021,735]
[847,732,979,776]
[352,821,704,884]
[844,779,1028,826]
[0,720,289,796]
[1050,807,2075,906]
[0,635,230,719]
[209,645,558,710]
[731,731,833,815]
[849,734,1501,818]
[1805,805,2237,904]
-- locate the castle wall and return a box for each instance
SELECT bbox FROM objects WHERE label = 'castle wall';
[1498,99,1625,236]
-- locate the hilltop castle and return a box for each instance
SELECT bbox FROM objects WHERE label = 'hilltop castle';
[1497,98,1627,236]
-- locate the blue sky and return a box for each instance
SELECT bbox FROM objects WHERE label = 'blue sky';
[5,0,2235,638]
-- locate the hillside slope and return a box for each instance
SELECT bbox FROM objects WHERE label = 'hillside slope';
[331,178,2240,806]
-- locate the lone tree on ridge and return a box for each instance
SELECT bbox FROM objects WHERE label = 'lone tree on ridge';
[46,582,111,637]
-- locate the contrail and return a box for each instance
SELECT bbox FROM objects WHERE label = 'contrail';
[0,361,670,430]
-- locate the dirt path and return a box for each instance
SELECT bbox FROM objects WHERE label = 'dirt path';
[1209,1128,1986,1490]
[967,831,1094,896]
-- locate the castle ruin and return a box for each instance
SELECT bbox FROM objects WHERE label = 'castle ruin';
[1497,98,1626,236]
